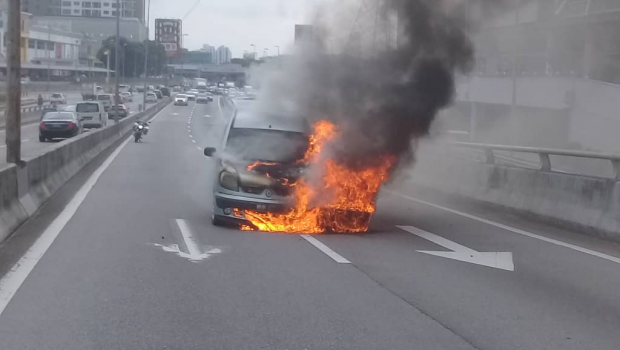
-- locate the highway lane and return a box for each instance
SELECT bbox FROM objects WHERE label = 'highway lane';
[0,92,147,164]
[0,97,619,349]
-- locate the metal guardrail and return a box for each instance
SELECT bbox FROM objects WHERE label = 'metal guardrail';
[0,103,52,117]
[450,142,620,181]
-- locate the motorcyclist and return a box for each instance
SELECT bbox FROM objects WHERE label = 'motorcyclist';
[133,120,149,135]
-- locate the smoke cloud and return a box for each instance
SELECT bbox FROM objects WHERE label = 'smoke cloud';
[255,0,507,172]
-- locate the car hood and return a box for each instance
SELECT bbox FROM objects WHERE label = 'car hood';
[227,160,303,188]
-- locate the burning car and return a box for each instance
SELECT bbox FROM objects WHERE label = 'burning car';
[203,109,310,227]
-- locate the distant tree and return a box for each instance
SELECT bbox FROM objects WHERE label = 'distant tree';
[97,37,167,77]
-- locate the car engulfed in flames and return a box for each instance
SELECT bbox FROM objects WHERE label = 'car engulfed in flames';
[242,120,396,234]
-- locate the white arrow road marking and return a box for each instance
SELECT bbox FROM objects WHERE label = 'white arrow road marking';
[154,219,221,262]
[398,225,514,271]
[203,115,212,118]
[172,113,179,116]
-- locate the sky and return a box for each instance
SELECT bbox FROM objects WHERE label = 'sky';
[148,0,325,58]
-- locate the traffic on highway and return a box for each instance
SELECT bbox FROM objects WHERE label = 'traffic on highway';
[2,0,620,349]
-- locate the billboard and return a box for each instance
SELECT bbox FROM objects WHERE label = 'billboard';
[155,18,182,58]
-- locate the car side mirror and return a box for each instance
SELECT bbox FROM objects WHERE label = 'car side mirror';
[204,147,217,157]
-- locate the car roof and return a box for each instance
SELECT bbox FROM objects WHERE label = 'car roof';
[232,109,309,133]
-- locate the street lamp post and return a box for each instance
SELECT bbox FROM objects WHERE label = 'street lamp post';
[142,0,152,109]
[250,44,256,60]
[114,0,121,123]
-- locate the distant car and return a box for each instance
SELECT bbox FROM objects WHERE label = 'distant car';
[172,86,181,93]
[174,94,189,106]
[50,93,67,104]
[136,86,145,93]
[40,106,59,120]
[186,90,198,101]
[206,92,214,102]
[145,92,158,103]
[119,84,131,93]
[120,91,133,103]
[97,94,113,111]
[39,111,83,142]
[196,93,210,104]
[153,90,163,99]
[160,87,170,97]
[60,105,76,112]
[76,101,107,128]
[108,104,128,118]
[148,85,155,91]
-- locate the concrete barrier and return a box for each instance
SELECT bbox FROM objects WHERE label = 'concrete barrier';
[0,99,169,244]
[410,150,620,241]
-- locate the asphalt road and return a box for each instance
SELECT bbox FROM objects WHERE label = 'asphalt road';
[0,92,146,164]
[0,97,619,349]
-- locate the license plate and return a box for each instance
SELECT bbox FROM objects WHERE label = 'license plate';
[256,204,267,211]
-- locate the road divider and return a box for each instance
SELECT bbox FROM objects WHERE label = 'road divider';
[0,99,170,244]
[407,150,620,242]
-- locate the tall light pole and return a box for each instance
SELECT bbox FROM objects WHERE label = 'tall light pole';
[181,33,189,81]
[105,50,110,86]
[6,0,22,163]
[250,44,256,60]
[142,0,152,109]
[263,48,268,58]
[114,0,121,123]
[274,45,280,56]
[122,43,127,81]
[47,24,51,96]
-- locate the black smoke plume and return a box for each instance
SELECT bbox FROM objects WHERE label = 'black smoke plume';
[278,0,499,171]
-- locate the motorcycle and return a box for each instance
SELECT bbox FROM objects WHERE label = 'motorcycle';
[133,121,149,143]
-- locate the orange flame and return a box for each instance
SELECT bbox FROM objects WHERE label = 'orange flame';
[244,121,395,234]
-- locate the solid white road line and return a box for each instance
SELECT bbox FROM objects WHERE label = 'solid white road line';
[301,235,351,264]
[0,105,171,316]
[0,136,132,316]
[389,191,620,265]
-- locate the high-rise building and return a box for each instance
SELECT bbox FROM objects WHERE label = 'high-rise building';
[21,0,62,16]
[214,46,231,65]
[20,0,144,21]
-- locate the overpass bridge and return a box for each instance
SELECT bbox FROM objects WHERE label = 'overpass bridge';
[167,63,247,84]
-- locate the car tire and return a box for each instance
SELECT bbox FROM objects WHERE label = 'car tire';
[39,135,45,142]
[211,214,226,227]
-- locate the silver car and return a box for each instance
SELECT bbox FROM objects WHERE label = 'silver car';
[203,108,309,227]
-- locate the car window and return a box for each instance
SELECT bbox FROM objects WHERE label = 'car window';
[225,128,309,163]
[43,112,75,120]
[52,94,62,98]
[76,103,99,113]
[97,95,111,101]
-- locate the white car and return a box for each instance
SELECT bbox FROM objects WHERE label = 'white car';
[50,93,67,104]
[145,92,158,103]
[76,101,108,128]
[174,94,189,106]
[120,92,133,103]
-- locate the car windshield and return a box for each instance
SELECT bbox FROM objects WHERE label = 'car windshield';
[43,112,74,120]
[97,95,111,101]
[76,103,99,113]
[51,94,62,98]
[176,94,187,98]
[225,128,308,163]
